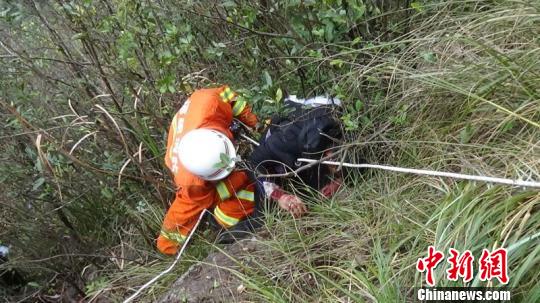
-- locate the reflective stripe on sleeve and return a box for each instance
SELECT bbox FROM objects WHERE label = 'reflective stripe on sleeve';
[214,206,240,227]
[219,87,235,103]
[160,229,186,244]
[236,190,254,202]
[216,181,231,200]
[232,96,247,116]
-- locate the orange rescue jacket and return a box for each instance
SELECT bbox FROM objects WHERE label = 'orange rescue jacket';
[157,85,258,255]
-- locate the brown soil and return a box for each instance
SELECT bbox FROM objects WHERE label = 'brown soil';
[159,238,262,303]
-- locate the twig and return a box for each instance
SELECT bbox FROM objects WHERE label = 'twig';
[179,6,297,40]
[9,253,145,266]
[68,99,81,118]
[69,131,98,154]
[118,158,132,189]
[0,98,161,185]
[240,133,260,146]
[94,104,130,156]
[257,152,341,178]
[118,148,143,189]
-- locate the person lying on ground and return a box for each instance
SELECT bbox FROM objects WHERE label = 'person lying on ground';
[216,95,358,243]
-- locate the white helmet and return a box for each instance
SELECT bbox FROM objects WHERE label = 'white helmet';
[178,129,236,181]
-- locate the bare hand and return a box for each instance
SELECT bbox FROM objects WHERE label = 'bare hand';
[277,194,307,218]
[321,179,342,198]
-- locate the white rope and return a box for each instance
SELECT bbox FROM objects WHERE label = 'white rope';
[239,132,540,188]
[297,158,540,188]
[240,133,260,146]
[123,209,210,303]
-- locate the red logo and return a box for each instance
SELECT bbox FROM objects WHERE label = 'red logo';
[479,248,509,284]
[416,246,445,286]
[446,248,474,283]
[417,247,508,286]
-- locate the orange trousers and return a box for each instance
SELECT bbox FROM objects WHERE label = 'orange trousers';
[157,171,255,255]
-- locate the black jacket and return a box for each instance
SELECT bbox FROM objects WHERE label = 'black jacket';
[249,101,342,190]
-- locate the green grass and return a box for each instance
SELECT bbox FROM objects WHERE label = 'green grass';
[195,1,540,301]
[1,0,538,301]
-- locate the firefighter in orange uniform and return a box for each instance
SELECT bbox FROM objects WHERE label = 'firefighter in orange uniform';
[157,85,258,255]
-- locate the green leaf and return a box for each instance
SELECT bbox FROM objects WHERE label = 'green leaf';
[159,50,174,66]
[307,49,323,58]
[159,85,167,94]
[275,88,283,102]
[330,59,344,68]
[165,23,178,36]
[220,153,230,164]
[352,37,362,46]
[355,100,363,112]
[501,120,515,132]
[312,27,324,37]
[341,114,359,131]
[27,282,40,288]
[411,2,424,12]
[360,115,372,127]
[366,75,379,83]
[101,187,113,200]
[325,22,334,42]
[71,32,84,40]
[222,1,236,8]
[263,71,272,88]
[353,4,366,19]
[158,75,175,94]
[35,158,43,173]
[214,153,233,169]
[460,124,474,143]
[32,177,45,191]
[98,19,112,33]
[421,51,436,63]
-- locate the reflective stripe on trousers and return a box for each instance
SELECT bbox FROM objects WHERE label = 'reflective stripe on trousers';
[214,205,240,227]
[160,229,187,244]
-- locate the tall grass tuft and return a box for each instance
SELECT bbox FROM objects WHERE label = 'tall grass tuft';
[0,0,538,301]
[218,1,540,301]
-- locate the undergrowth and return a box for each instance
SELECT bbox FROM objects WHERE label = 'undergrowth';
[0,0,538,302]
